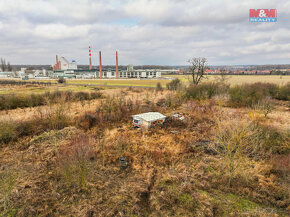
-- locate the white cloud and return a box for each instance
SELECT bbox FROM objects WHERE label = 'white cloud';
[34,24,91,40]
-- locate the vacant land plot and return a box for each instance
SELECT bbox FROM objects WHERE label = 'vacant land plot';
[0,82,289,216]
[68,75,290,87]
[2,75,289,91]
[67,79,170,87]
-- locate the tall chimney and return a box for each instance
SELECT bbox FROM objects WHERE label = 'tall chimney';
[99,51,102,79]
[56,55,59,70]
[116,50,118,78]
[89,46,92,70]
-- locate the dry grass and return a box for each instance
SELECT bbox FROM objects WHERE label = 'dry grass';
[168,75,290,86]
[0,86,289,216]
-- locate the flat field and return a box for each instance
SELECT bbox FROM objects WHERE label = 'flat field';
[1,75,289,92]
[66,78,170,87]
[167,75,290,86]
[67,75,290,87]
[0,75,289,99]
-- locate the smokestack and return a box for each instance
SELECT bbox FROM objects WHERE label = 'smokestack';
[89,46,92,70]
[116,50,118,78]
[56,55,59,70]
[99,51,102,79]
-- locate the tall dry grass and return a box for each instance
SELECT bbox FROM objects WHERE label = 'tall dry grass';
[0,90,102,111]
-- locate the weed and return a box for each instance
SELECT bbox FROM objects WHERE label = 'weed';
[253,97,275,118]
[166,79,182,91]
[0,120,16,144]
[0,171,17,210]
[78,112,97,130]
[229,82,280,107]
[214,120,251,187]
[185,82,229,100]
[276,82,290,101]
[57,134,95,190]
[156,82,163,92]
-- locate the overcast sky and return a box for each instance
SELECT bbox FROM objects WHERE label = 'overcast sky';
[0,0,289,66]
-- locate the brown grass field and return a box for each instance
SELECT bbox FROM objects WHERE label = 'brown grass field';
[0,75,289,95]
[0,79,289,216]
[67,75,290,87]
[168,74,290,86]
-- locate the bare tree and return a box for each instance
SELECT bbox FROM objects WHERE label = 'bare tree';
[7,62,12,71]
[188,57,208,85]
[1,58,6,72]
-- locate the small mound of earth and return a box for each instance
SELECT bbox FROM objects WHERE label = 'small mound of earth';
[26,127,83,166]
[28,126,81,146]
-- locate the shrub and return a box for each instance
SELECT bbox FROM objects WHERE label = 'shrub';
[156,82,163,91]
[78,112,97,130]
[58,77,66,84]
[185,82,228,100]
[90,91,102,99]
[214,120,250,186]
[247,124,289,156]
[16,120,37,137]
[96,95,139,122]
[0,120,16,144]
[276,83,290,101]
[74,91,90,101]
[229,83,279,107]
[57,134,95,190]
[45,102,71,130]
[166,79,182,91]
[164,93,183,108]
[253,97,275,118]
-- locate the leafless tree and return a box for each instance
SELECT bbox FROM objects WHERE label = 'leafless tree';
[1,58,6,72]
[188,57,209,85]
[7,62,12,71]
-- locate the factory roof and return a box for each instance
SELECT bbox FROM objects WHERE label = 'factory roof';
[132,112,166,122]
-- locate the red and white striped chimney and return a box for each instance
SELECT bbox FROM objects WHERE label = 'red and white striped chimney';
[89,46,92,70]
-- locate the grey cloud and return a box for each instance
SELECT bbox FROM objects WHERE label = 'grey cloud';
[0,0,289,65]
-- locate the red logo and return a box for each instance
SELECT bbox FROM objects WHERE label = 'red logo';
[249,9,277,22]
[249,9,276,18]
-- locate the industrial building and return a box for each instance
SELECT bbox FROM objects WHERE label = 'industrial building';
[53,55,77,71]
[0,71,15,78]
[52,50,162,79]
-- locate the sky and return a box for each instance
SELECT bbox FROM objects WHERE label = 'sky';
[0,0,289,66]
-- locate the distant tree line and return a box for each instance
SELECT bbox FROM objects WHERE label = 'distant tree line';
[0,58,12,71]
[211,64,290,71]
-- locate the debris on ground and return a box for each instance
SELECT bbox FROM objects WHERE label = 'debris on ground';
[119,156,128,169]
[172,112,186,121]
[132,112,166,129]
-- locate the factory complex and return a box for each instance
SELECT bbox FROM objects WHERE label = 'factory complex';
[52,48,162,79]
[0,47,183,79]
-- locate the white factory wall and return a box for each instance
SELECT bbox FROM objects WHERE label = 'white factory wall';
[59,57,77,70]
[69,62,78,70]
